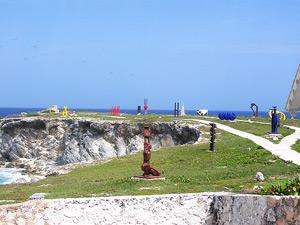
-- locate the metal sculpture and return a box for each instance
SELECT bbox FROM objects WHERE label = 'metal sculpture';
[144,98,149,115]
[61,106,69,118]
[111,106,120,116]
[137,105,141,115]
[270,106,279,134]
[133,125,161,179]
[180,103,186,116]
[174,102,180,117]
[218,112,236,121]
[250,103,259,117]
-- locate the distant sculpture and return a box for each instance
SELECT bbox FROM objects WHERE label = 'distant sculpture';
[174,102,180,117]
[180,103,186,116]
[40,105,59,114]
[250,103,259,117]
[197,109,208,116]
[144,99,149,115]
[218,112,236,121]
[111,106,120,116]
[137,105,141,115]
[268,106,286,134]
[270,106,279,134]
[61,106,69,118]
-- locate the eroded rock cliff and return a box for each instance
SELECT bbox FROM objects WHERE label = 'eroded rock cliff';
[0,118,200,176]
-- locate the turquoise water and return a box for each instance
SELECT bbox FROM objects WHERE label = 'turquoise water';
[0,168,19,185]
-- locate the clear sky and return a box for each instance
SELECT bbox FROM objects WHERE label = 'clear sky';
[0,0,299,111]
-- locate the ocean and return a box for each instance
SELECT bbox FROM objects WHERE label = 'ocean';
[0,168,26,185]
[0,107,294,118]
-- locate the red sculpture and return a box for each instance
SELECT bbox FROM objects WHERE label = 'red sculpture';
[111,106,120,116]
[140,126,161,178]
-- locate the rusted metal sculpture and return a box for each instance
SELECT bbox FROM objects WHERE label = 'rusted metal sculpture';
[141,126,161,177]
[133,125,162,179]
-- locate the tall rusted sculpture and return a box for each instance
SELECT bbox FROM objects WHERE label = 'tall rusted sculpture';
[142,126,161,177]
[133,125,162,179]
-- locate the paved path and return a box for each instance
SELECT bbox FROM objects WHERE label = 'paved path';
[188,119,300,165]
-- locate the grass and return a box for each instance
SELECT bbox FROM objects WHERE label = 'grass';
[292,140,300,153]
[18,112,296,139]
[0,131,299,202]
[20,111,176,123]
[197,117,294,138]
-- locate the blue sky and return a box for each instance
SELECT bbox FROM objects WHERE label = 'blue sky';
[0,0,299,111]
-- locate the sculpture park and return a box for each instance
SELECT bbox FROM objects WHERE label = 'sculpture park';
[0,1,300,224]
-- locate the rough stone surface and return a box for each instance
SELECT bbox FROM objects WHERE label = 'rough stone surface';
[0,118,200,177]
[0,193,300,225]
[256,172,265,182]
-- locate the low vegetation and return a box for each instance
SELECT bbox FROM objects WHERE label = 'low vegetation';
[0,131,299,202]
[261,177,300,196]
[198,117,294,138]
[292,140,300,153]
[1,112,300,201]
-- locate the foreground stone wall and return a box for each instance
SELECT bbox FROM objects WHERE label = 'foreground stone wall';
[0,193,300,225]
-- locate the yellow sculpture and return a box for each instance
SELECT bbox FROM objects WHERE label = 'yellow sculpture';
[268,110,286,121]
[61,106,69,118]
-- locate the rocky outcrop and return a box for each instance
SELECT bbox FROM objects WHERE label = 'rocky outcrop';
[0,118,200,176]
[0,193,300,224]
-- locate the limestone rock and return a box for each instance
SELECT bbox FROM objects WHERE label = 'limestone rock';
[256,172,265,182]
[29,193,48,200]
[0,118,201,177]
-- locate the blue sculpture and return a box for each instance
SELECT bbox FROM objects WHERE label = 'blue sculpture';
[218,112,237,121]
[271,106,279,134]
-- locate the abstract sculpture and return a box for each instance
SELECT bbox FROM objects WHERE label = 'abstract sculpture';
[218,112,236,121]
[250,103,259,117]
[61,106,69,118]
[144,99,149,115]
[270,106,279,134]
[133,125,162,179]
[174,102,179,117]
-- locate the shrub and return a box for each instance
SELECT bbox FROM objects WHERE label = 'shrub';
[260,176,300,196]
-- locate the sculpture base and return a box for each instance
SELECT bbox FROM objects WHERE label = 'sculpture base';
[131,175,165,181]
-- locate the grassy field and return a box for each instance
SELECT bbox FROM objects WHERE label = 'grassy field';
[292,140,300,153]
[1,112,299,202]
[194,116,294,138]
[0,131,299,203]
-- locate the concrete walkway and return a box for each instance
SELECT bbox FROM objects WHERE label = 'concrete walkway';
[188,119,300,165]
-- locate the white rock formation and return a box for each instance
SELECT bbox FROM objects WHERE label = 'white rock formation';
[255,172,265,182]
[0,118,200,176]
[0,193,299,225]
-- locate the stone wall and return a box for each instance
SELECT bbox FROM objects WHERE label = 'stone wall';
[0,193,300,225]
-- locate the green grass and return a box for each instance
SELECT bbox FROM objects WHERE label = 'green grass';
[198,117,294,138]
[292,140,300,153]
[20,111,176,123]
[0,131,299,202]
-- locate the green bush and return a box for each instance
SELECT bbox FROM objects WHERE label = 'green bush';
[261,177,300,196]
